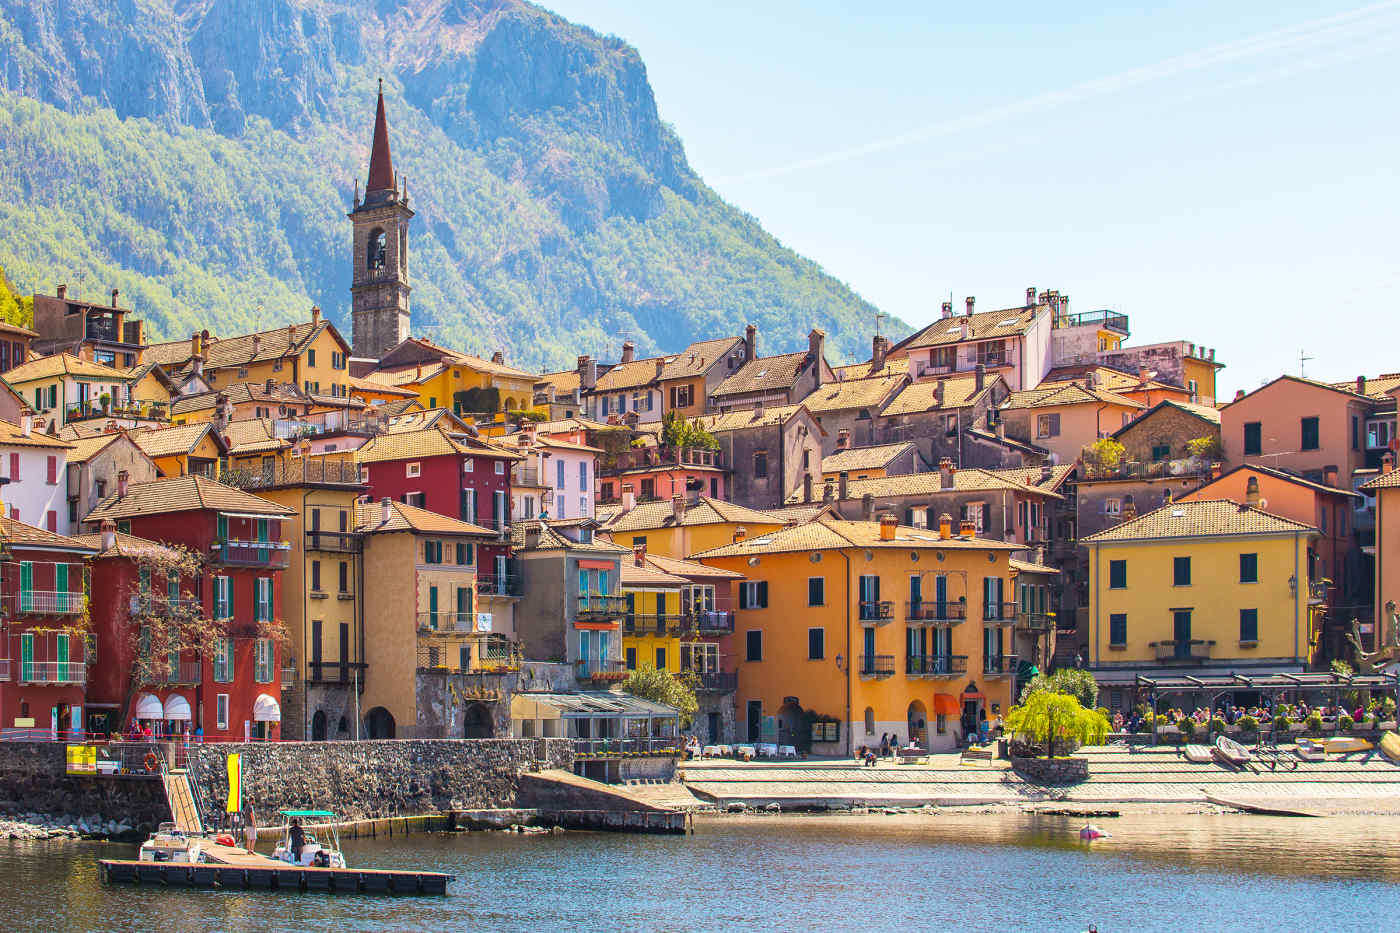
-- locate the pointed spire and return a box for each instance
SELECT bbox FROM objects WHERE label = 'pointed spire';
[366,78,395,194]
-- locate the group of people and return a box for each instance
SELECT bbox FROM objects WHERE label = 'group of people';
[121,720,204,743]
[1113,699,1387,733]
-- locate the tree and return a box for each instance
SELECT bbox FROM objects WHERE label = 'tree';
[659,410,719,452]
[1019,668,1100,709]
[0,264,32,330]
[619,665,698,724]
[1085,438,1125,473]
[1004,692,1110,758]
[1186,435,1222,460]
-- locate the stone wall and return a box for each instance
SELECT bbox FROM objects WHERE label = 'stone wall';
[1012,755,1089,784]
[0,742,168,828]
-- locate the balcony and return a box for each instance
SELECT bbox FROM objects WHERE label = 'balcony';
[1151,639,1215,661]
[12,590,85,615]
[602,446,725,475]
[576,594,627,621]
[983,601,1018,623]
[858,654,896,679]
[236,459,364,489]
[417,611,478,634]
[1079,456,1218,482]
[622,614,685,637]
[1017,611,1054,633]
[163,658,203,685]
[477,573,523,598]
[983,655,1018,677]
[693,671,738,692]
[692,610,735,634]
[17,661,86,685]
[906,655,967,677]
[859,600,895,625]
[305,531,361,553]
[1057,309,1130,334]
[906,601,966,625]
[1307,580,1329,605]
[213,539,292,569]
[418,633,521,674]
[128,594,201,617]
[306,661,367,685]
[576,658,629,684]
[572,737,682,758]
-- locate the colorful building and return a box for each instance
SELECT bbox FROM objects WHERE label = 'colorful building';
[0,418,74,532]
[3,353,134,428]
[693,515,1022,753]
[886,293,1053,391]
[999,378,1145,465]
[30,285,145,368]
[580,336,745,425]
[363,338,539,416]
[708,329,835,412]
[1362,458,1400,651]
[820,441,919,484]
[131,422,227,478]
[600,496,786,560]
[62,430,158,529]
[1220,376,1374,483]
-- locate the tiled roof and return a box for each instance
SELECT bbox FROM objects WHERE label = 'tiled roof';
[588,337,744,394]
[378,337,536,381]
[86,474,293,521]
[1362,469,1400,490]
[691,517,1021,559]
[659,337,744,381]
[788,466,1066,504]
[983,464,1076,493]
[223,419,288,455]
[376,399,423,419]
[641,552,745,579]
[355,499,496,536]
[1082,498,1317,543]
[879,374,992,416]
[511,520,632,553]
[69,531,185,561]
[0,517,97,552]
[62,432,125,463]
[1330,373,1400,400]
[620,560,689,587]
[1189,463,1361,500]
[0,320,37,338]
[1221,374,1370,409]
[711,351,814,398]
[0,419,72,450]
[1009,558,1060,575]
[821,442,917,474]
[536,369,581,396]
[347,374,418,397]
[307,393,366,410]
[132,422,223,459]
[3,353,131,383]
[385,408,469,434]
[604,497,787,533]
[801,374,906,414]
[833,357,911,381]
[534,435,604,454]
[355,425,519,464]
[1041,365,1184,395]
[535,417,626,434]
[360,363,446,388]
[761,502,836,524]
[169,381,311,416]
[899,305,1045,350]
[144,320,344,374]
[693,404,806,433]
[1002,382,1144,411]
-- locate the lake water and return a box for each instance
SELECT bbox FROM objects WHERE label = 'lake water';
[2,812,1397,932]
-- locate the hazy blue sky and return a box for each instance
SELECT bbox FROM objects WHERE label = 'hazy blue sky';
[539,0,1399,394]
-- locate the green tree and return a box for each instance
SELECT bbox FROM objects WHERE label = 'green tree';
[659,410,719,451]
[1004,692,1110,759]
[1019,668,1100,709]
[0,263,32,329]
[1186,435,1222,460]
[619,665,698,724]
[1086,438,1126,473]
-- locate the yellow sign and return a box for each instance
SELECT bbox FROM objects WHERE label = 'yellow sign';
[225,753,241,813]
[65,745,96,775]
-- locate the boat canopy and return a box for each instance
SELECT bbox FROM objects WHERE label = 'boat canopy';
[279,810,336,818]
[133,694,163,720]
[253,693,281,723]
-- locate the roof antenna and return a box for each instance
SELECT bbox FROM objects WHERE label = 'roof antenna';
[874,310,886,339]
[1298,349,1315,378]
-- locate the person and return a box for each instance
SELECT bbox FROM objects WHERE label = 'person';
[879,733,889,757]
[289,817,305,864]
[193,725,203,744]
[243,806,257,852]
[864,747,878,767]
[977,709,989,745]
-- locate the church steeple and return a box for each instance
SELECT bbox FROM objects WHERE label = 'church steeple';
[349,80,413,361]
[366,78,395,195]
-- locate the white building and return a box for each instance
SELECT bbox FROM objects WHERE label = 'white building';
[0,417,74,533]
[509,432,601,523]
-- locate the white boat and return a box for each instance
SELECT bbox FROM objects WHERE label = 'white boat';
[137,823,206,863]
[1212,735,1253,767]
[1184,744,1214,763]
[1295,738,1326,762]
[270,810,347,869]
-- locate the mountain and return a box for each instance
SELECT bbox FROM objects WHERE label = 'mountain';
[0,0,898,369]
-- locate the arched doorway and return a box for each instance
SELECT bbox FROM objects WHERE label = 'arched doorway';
[776,701,802,747]
[906,700,928,749]
[464,703,494,739]
[364,707,396,739]
[311,710,327,741]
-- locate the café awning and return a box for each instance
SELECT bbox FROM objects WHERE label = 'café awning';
[932,694,960,716]
[134,694,163,720]
[163,695,192,721]
[253,693,281,723]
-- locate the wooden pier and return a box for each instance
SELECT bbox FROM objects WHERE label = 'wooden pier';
[99,845,453,895]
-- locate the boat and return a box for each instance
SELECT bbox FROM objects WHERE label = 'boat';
[1380,732,1400,765]
[1212,735,1253,767]
[138,822,207,864]
[1079,823,1110,840]
[1295,738,1326,762]
[271,810,347,869]
[1184,744,1215,763]
[1323,736,1373,755]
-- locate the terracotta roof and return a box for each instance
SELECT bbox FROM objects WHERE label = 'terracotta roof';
[374,337,536,381]
[982,464,1076,493]
[693,404,807,433]
[1186,463,1359,499]
[86,474,293,521]
[761,502,837,524]
[385,408,469,434]
[355,499,495,536]
[132,422,223,459]
[1009,558,1060,575]
[62,432,125,463]
[1362,469,1400,490]
[347,374,418,398]
[1040,365,1184,396]
[511,520,632,553]
[1082,498,1317,543]
[223,419,289,455]
[691,517,1021,559]
[0,419,72,450]
[118,361,178,392]
[0,517,97,552]
[789,466,1066,504]
[641,552,745,579]
[376,399,423,419]
[711,351,815,398]
[534,435,604,454]
[354,425,519,464]
[620,560,689,587]
[833,357,911,381]
[1221,374,1371,409]
[359,363,445,388]
[1330,373,1400,400]
[1002,382,1145,411]
[3,353,131,383]
[879,374,993,416]
[1120,399,1222,428]
[802,374,907,414]
[69,530,185,561]
[536,369,581,396]
[57,421,117,440]
[169,381,311,416]
[898,304,1045,350]
[821,442,917,474]
[603,497,788,533]
[143,320,345,374]
[535,416,625,434]
[0,320,37,338]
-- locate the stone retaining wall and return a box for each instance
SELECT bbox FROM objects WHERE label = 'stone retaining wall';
[1012,755,1089,784]
[0,742,168,829]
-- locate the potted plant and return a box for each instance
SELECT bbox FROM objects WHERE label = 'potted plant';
[1273,712,1292,734]
[1237,714,1259,736]
[1304,711,1323,735]
[1339,713,1355,733]
[1178,717,1197,739]
[100,392,111,412]
[1209,716,1227,736]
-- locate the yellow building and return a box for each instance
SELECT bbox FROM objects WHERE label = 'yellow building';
[361,337,539,416]
[130,422,227,478]
[356,498,512,739]
[694,514,1021,753]
[621,556,686,674]
[3,353,135,427]
[820,441,919,483]
[1082,498,1319,713]
[1362,462,1400,642]
[600,496,787,560]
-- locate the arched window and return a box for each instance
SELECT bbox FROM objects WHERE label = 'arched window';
[864,706,875,735]
[399,228,407,276]
[367,228,387,271]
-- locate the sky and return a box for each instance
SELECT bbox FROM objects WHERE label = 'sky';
[537,0,1400,395]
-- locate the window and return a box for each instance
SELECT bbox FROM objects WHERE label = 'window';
[808,577,825,607]
[1036,413,1061,438]
[254,638,274,682]
[460,488,476,522]
[1353,416,1360,451]
[655,647,666,669]
[1187,378,1200,401]
[961,502,984,534]
[579,496,588,516]
[1301,416,1320,451]
[456,541,473,565]
[1109,613,1127,647]
[808,627,825,660]
[213,576,232,619]
[864,707,875,735]
[1243,421,1262,456]
[1150,443,1170,461]
[216,694,229,731]
[1108,560,1127,589]
[945,413,958,436]
[424,540,443,564]
[339,561,349,594]
[311,560,322,592]
[1239,609,1259,643]
[307,349,317,367]
[556,459,565,489]
[739,581,768,609]
[746,630,763,662]
[1367,420,1394,450]
[1240,553,1258,583]
[406,462,421,478]
[212,637,234,683]
[753,450,768,479]
[45,455,57,484]
[1104,498,1121,516]
[463,458,474,473]
[579,461,588,490]
[625,646,637,670]
[669,384,694,409]
[254,577,272,622]
[1173,556,1191,586]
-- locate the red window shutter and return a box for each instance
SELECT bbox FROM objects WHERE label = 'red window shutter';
[8,452,17,481]
[46,456,56,484]
[46,510,56,532]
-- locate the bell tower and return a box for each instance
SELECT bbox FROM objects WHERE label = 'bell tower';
[349,80,413,360]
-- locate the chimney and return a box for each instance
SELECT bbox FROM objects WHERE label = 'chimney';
[416,363,422,380]
[1383,452,1394,475]
[836,428,851,450]
[671,495,686,523]
[381,496,393,525]
[655,359,666,381]
[1245,476,1260,509]
[995,419,1006,441]
[190,332,203,362]
[1121,494,1136,522]
[975,363,986,392]
[577,355,597,391]
[940,301,953,319]
[266,378,276,393]
[1357,375,1367,396]
[733,526,747,543]
[959,518,976,537]
[633,543,646,567]
[1323,465,1339,488]
[311,306,321,325]
[1210,461,1223,480]
[621,341,635,364]
[938,512,953,540]
[100,519,117,552]
[56,284,66,300]
[1026,287,1036,307]
[111,288,119,308]
[622,489,636,510]
[744,324,757,363]
[808,329,826,387]
[1083,370,1097,390]
[1138,367,1149,384]
[287,323,296,344]
[1060,295,1069,318]
[117,470,129,499]
[939,457,955,489]
[1234,389,1245,402]
[822,479,835,504]
[965,296,975,316]
[492,350,504,366]
[838,470,849,501]
[20,414,31,437]
[803,472,813,503]
[959,318,971,341]
[252,333,262,356]
[879,512,897,541]
[1040,462,1053,483]
[871,335,888,370]
[934,379,945,407]
[861,493,875,521]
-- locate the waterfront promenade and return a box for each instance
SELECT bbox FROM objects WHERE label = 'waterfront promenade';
[680,745,1400,813]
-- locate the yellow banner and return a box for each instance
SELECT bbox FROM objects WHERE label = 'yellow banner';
[225,753,241,813]
[65,745,96,775]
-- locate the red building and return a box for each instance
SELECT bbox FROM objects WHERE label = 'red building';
[84,474,293,741]
[0,518,95,738]
[356,425,521,590]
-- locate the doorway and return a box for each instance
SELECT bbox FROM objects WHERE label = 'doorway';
[364,707,396,739]
[311,710,327,741]
[907,700,928,749]
[746,700,762,742]
[776,701,802,747]
[1173,610,1192,659]
[706,711,721,744]
[464,703,495,738]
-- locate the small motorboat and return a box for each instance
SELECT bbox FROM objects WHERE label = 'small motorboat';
[1379,731,1400,765]
[271,810,347,869]
[138,823,206,864]
[1212,735,1253,768]
[1184,744,1214,764]
[1324,736,1373,755]
[1079,823,1110,840]
[1295,738,1326,762]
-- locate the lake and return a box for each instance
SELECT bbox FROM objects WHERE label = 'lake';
[2,811,1396,932]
